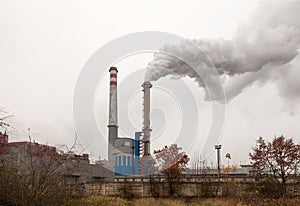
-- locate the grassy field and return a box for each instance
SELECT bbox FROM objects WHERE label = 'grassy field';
[63,196,300,206]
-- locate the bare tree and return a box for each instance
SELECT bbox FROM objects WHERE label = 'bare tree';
[0,156,75,205]
[0,130,78,206]
[250,135,300,196]
[0,109,12,129]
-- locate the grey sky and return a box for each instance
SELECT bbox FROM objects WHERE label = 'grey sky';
[1,0,300,166]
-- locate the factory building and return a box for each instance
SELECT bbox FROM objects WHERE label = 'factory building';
[0,132,113,183]
[107,67,154,176]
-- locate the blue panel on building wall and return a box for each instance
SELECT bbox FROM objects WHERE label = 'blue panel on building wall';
[114,156,136,175]
[118,156,121,166]
[115,165,134,176]
[123,156,126,166]
[127,156,131,166]
[114,132,143,176]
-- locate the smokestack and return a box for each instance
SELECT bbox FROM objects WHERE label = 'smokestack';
[142,81,152,156]
[108,66,118,166]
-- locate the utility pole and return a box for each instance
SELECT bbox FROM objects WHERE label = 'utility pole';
[215,145,222,177]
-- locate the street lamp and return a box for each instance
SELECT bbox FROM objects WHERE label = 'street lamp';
[215,145,222,177]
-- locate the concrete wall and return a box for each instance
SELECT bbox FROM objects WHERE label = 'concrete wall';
[85,177,300,198]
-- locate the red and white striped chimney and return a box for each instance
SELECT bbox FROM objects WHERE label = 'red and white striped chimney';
[108,67,118,126]
[108,66,118,167]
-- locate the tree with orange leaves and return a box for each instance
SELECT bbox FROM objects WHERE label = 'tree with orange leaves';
[250,135,300,195]
[154,144,189,196]
[154,144,189,179]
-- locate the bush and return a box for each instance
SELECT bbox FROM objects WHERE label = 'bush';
[245,176,284,198]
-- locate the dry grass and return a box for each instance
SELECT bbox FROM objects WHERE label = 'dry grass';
[63,196,300,206]
[63,196,127,206]
[190,197,300,206]
[134,198,185,206]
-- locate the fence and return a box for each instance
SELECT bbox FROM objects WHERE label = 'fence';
[85,176,300,198]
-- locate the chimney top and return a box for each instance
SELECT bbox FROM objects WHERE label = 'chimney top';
[142,81,152,88]
[109,67,118,72]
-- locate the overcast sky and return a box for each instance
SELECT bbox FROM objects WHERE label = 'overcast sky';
[1,0,300,166]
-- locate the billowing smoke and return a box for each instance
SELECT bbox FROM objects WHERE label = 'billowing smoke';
[145,1,300,104]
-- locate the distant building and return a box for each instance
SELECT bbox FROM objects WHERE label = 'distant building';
[3,141,57,158]
[0,132,113,183]
[95,159,108,167]
[186,164,253,177]
[60,152,90,164]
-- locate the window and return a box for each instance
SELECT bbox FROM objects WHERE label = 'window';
[123,156,126,166]
[118,156,121,166]
[125,141,130,146]
[127,156,131,166]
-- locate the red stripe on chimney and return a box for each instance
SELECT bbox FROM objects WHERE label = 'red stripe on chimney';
[110,81,117,86]
[110,73,117,78]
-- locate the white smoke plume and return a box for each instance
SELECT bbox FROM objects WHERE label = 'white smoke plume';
[145,1,300,103]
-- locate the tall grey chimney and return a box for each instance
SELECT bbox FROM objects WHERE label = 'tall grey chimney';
[108,66,118,167]
[142,81,152,156]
